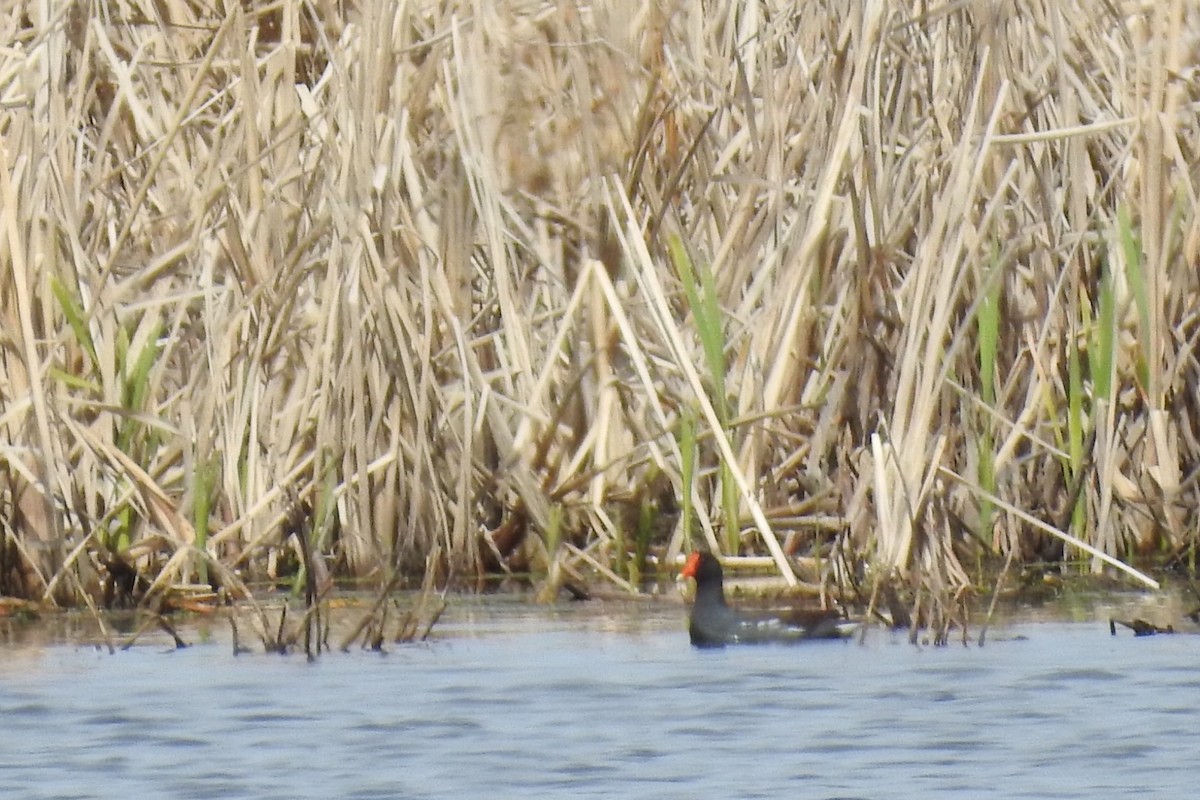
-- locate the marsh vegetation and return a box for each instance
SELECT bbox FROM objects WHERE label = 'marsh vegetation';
[1,1,1197,624]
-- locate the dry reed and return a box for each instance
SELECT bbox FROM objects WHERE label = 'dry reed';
[0,1,1196,613]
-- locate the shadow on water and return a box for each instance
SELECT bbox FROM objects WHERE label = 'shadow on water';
[0,591,1196,799]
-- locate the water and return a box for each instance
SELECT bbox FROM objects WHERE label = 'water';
[0,598,1194,798]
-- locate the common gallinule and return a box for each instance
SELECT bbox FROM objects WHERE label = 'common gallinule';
[680,551,856,648]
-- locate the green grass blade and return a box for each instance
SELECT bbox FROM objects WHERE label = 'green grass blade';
[49,275,99,372]
[1118,208,1150,392]
[669,235,739,550]
[117,318,163,456]
[1093,257,1115,404]
[669,235,728,422]
[1068,322,1085,534]
[193,454,217,585]
[679,406,696,551]
[976,245,1001,539]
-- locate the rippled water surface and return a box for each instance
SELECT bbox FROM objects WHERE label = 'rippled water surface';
[0,597,1195,798]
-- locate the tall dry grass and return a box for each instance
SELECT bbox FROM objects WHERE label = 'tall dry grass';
[0,0,1196,608]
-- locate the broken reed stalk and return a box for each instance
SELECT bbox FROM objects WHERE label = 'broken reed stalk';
[338,545,445,651]
[339,570,404,652]
[0,0,1195,612]
[399,546,448,644]
[282,500,325,660]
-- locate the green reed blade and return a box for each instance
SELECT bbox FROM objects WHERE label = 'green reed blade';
[679,405,696,550]
[1118,208,1150,392]
[976,245,1001,538]
[49,275,99,373]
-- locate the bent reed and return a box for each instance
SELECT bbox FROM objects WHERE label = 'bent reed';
[0,1,1196,616]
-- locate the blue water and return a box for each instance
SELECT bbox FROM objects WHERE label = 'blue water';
[0,600,1194,798]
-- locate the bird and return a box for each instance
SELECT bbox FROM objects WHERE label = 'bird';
[679,551,857,648]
